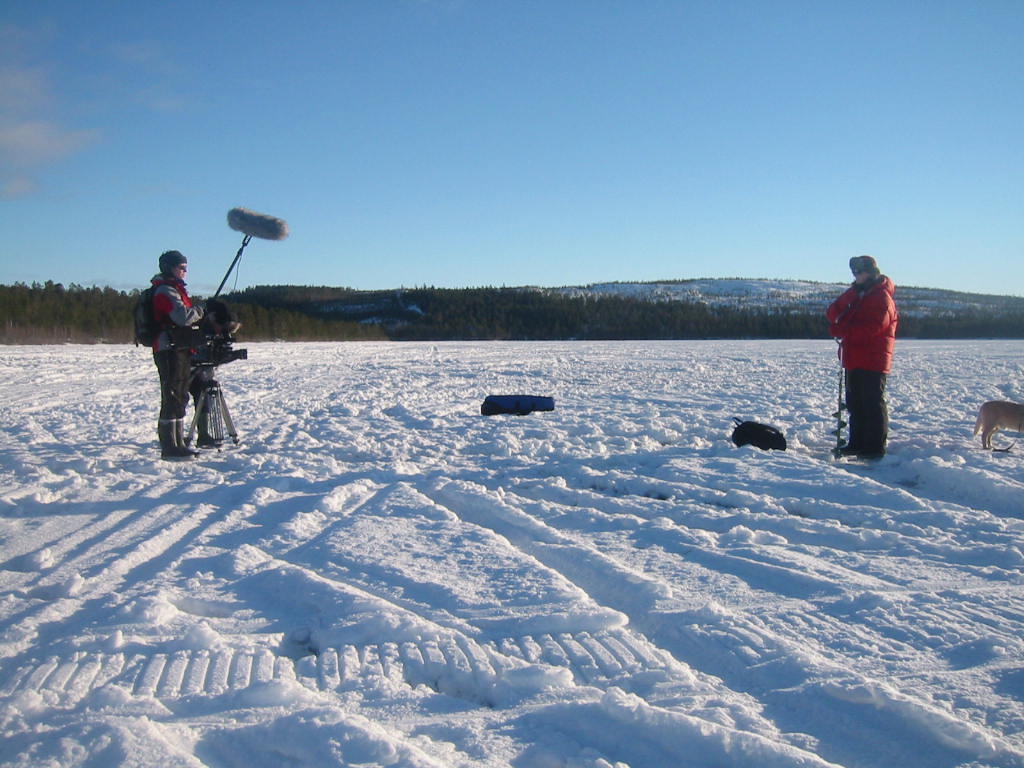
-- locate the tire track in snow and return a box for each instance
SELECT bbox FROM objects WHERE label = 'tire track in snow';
[835,450,1024,522]
[426,476,835,673]
[418,477,788,719]
[425,478,672,618]
[0,636,870,768]
[0,497,225,660]
[424,476,1024,766]
[250,477,385,559]
[0,628,673,704]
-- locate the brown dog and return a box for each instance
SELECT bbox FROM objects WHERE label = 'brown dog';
[974,400,1024,449]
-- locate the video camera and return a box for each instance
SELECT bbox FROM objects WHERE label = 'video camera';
[191,298,246,368]
[192,334,247,368]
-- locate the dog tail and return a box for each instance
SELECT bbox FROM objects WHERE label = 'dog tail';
[974,407,984,435]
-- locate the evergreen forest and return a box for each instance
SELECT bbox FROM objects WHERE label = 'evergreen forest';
[3,280,1024,344]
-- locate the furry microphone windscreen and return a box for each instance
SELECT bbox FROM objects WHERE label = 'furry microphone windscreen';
[227,208,290,241]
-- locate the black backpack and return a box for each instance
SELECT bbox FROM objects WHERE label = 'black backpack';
[133,286,158,347]
[731,418,787,451]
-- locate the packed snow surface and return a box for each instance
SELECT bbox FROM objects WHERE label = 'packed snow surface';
[2,340,1024,768]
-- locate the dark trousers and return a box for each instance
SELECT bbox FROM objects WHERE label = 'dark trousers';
[845,368,888,453]
[154,349,192,421]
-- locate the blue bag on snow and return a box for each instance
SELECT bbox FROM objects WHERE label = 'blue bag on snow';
[481,395,555,416]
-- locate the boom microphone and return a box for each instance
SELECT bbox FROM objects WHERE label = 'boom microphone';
[216,207,290,297]
[227,207,289,241]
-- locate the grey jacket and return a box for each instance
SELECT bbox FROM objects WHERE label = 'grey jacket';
[151,275,205,352]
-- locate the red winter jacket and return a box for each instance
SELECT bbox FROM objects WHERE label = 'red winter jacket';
[151,275,204,352]
[826,275,898,373]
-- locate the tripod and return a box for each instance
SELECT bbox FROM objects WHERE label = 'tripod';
[187,363,239,448]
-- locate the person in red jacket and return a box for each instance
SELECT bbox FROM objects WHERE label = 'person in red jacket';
[826,255,899,458]
[151,250,205,459]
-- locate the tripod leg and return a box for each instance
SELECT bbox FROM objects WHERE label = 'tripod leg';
[217,388,240,444]
[187,379,224,448]
[199,382,224,448]
[187,391,205,446]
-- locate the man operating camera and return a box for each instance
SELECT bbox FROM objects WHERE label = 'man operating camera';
[150,250,205,460]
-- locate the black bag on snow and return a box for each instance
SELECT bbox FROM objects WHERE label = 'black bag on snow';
[731,418,787,451]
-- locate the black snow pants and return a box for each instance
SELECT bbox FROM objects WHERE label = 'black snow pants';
[845,368,888,454]
[154,348,192,421]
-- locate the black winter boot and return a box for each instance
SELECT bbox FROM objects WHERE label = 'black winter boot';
[173,419,200,458]
[159,419,196,460]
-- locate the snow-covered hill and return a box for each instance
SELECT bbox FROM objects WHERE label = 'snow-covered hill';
[550,278,1024,318]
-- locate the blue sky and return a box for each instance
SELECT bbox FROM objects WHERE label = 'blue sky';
[1,1,1022,297]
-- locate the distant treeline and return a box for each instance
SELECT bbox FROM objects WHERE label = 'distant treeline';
[229,285,826,340]
[3,281,1024,344]
[218,284,1024,340]
[0,282,385,344]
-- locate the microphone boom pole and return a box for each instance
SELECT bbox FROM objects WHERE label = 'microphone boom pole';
[215,234,252,298]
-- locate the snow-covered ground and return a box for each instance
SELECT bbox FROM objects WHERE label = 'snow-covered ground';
[2,340,1024,768]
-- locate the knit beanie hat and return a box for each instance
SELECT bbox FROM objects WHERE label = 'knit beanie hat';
[159,250,187,276]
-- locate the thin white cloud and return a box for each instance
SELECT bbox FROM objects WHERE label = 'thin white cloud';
[0,24,94,198]
[134,87,190,113]
[107,39,189,113]
[0,118,93,166]
[0,66,94,197]
[0,66,51,112]
[109,40,165,67]
[0,174,36,200]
